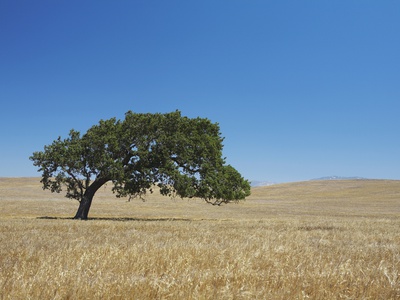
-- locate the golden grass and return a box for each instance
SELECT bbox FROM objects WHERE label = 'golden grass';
[1,178,400,299]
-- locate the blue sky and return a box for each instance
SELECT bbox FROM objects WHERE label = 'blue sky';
[1,1,399,183]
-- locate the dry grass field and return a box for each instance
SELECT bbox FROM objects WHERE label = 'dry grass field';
[1,177,400,299]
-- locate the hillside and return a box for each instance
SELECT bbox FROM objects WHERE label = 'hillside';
[251,179,400,217]
[250,179,400,201]
[1,177,399,219]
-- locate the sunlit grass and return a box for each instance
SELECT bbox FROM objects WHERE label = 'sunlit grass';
[1,178,399,299]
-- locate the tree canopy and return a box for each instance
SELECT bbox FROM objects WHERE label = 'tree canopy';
[30,110,251,219]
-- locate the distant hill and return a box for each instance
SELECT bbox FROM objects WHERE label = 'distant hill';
[311,176,366,181]
[249,179,400,205]
[252,176,367,186]
[1,177,400,219]
[250,180,276,187]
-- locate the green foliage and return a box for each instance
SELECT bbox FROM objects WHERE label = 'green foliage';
[30,110,250,205]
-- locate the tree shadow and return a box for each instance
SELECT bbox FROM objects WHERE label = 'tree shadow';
[37,216,197,222]
[297,225,342,231]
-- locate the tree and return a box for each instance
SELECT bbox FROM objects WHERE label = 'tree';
[30,110,251,219]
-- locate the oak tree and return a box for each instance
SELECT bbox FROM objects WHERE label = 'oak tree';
[30,110,250,219]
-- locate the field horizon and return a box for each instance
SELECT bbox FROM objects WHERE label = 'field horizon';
[1,177,399,219]
[1,177,399,299]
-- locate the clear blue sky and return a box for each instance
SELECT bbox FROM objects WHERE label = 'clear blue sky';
[1,1,399,183]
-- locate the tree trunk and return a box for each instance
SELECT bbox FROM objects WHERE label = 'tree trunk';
[73,178,108,220]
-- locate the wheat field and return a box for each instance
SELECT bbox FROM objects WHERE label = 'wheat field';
[1,178,399,299]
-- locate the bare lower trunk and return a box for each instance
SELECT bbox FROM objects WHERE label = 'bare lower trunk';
[73,178,108,220]
[74,194,93,220]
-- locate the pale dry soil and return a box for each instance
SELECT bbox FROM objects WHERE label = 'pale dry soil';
[1,178,399,299]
